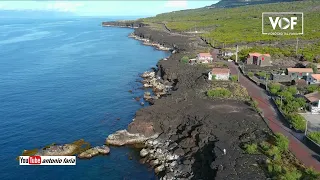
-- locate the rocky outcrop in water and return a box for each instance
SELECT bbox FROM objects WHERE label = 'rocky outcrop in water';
[78,145,110,159]
[106,129,159,146]
[102,21,145,28]
[20,139,91,157]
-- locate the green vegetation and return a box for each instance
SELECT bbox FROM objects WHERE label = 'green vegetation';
[307,132,320,145]
[274,133,289,152]
[207,87,232,98]
[142,1,320,61]
[307,63,319,73]
[256,71,267,78]
[181,56,189,63]
[306,84,320,93]
[247,72,254,77]
[242,134,320,180]
[244,143,259,154]
[230,75,238,82]
[271,85,307,131]
[208,81,250,101]
[287,114,307,131]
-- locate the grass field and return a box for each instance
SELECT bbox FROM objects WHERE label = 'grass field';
[141,0,320,61]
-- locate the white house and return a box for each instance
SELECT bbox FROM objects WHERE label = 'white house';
[197,53,213,63]
[223,51,235,57]
[208,68,230,81]
[304,92,320,114]
[307,74,320,85]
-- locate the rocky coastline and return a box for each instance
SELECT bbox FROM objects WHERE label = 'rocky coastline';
[103,21,271,180]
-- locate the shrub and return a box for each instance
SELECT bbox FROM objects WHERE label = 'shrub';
[207,88,232,98]
[249,99,259,112]
[287,113,306,131]
[181,56,189,63]
[287,86,298,95]
[274,133,289,152]
[269,83,281,92]
[268,162,283,176]
[248,72,254,77]
[266,146,281,161]
[304,168,320,180]
[275,98,282,107]
[307,63,318,73]
[307,84,320,93]
[308,132,320,145]
[279,168,302,180]
[257,71,266,78]
[244,143,258,154]
[230,75,238,82]
[260,141,271,151]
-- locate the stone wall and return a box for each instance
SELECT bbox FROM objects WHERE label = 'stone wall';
[271,74,292,82]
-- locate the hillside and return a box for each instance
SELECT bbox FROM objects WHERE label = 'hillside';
[210,0,300,8]
[141,0,320,62]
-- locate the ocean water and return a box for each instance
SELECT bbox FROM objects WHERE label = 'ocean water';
[0,17,169,180]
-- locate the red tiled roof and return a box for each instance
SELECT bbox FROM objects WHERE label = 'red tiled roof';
[248,52,270,57]
[249,52,262,57]
[287,68,313,73]
[304,91,320,102]
[199,53,212,57]
[311,74,320,81]
[211,68,230,75]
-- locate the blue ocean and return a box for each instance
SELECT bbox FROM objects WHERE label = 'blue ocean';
[0,17,169,179]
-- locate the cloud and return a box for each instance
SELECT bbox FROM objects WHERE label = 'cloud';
[164,0,188,8]
[46,2,83,12]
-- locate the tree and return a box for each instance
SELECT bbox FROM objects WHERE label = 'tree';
[287,86,297,95]
[307,63,318,73]
[307,84,319,93]
[230,75,238,82]
[181,56,189,63]
[269,83,281,95]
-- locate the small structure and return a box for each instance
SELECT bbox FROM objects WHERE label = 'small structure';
[307,74,320,85]
[197,53,213,64]
[304,92,320,114]
[223,51,234,57]
[208,68,230,81]
[286,68,313,80]
[188,58,197,64]
[246,52,271,67]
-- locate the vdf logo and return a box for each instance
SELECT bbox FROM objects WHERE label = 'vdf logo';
[262,12,303,35]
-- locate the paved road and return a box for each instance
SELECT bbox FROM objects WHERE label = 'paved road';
[228,62,320,171]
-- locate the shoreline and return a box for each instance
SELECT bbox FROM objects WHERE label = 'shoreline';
[103,22,271,180]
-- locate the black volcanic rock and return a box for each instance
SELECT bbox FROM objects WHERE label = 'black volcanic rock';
[105,23,270,179]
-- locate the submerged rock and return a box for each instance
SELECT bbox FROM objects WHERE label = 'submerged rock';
[21,139,91,157]
[78,148,99,159]
[78,145,110,159]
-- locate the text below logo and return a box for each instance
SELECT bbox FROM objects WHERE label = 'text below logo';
[262,12,303,35]
[19,156,76,165]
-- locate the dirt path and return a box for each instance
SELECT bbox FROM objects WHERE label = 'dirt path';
[228,61,320,171]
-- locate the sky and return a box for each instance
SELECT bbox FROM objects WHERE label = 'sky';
[0,1,218,17]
